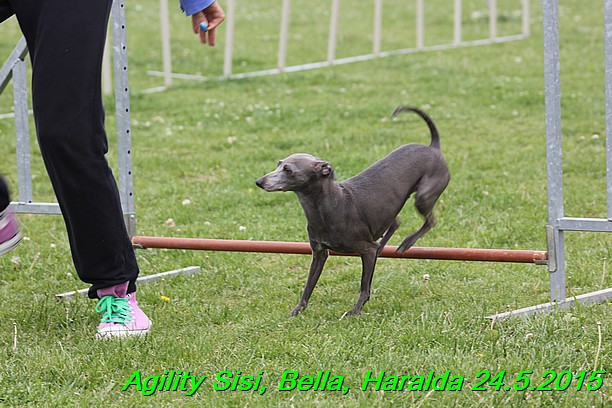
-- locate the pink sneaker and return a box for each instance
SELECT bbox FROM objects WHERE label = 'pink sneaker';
[95,283,152,339]
[0,208,21,256]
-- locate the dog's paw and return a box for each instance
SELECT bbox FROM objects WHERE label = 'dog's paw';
[344,307,362,317]
[289,305,304,317]
[396,242,413,254]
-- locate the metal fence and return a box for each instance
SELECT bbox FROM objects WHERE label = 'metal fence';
[147,0,530,89]
[492,0,612,319]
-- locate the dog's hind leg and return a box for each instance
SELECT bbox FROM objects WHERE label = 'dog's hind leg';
[396,176,446,253]
[377,218,400,256]
[290,243,329,316]
[397,212,436,254]
[346,243,379,316]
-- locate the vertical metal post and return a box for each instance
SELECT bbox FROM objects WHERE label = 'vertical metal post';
[111,0,136,236]
[489,0,497,40]
[4,38,61,214]
[522,0,531,37]
[605,0,612,220]
[328,0,340,63]
[373,0,382,56]
[542,0,565,302]
[12,58,32,204]
[160,0,173,88]
[454,0,462,45]
[416,0,424,48]
[223,0,235,77]
[0,38,27,94]
[278,0,291,71]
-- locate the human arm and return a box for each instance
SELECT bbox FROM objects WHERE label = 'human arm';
[180,0,225,46]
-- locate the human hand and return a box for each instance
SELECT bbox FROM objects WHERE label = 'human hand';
[191,1,225,46]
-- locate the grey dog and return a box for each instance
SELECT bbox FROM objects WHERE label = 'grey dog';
[255,106,450,316]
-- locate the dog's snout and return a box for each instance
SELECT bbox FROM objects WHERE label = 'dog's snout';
[255,178,264,189]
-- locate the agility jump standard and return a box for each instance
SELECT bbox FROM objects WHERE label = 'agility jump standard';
[6,1,609,317]
[131,236,547,264]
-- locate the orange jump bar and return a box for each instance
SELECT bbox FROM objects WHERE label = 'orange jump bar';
[131,236,548,264]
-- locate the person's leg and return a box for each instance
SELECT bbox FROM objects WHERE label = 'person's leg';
[0,0,13,23]
[9,0,149,336]
[0,176,21,256]
[11,0,138,294]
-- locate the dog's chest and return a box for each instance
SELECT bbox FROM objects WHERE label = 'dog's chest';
[304,209,373,253]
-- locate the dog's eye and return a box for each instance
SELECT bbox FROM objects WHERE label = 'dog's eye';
[283,165,292,174]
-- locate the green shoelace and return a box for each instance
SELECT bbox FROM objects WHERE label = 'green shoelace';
[95,296,134,324]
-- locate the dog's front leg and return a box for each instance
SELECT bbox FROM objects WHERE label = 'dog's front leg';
[290,244,329,316]
[346,244,379,316]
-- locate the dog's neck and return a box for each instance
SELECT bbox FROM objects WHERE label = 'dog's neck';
[294,179,342,222]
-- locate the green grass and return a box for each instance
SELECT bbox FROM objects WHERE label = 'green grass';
[0,0,610,406]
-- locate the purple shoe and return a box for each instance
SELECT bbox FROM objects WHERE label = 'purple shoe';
[95,282,152,339]
[0,208,21,256]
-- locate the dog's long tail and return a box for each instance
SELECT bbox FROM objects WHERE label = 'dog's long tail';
[391,105,441,150]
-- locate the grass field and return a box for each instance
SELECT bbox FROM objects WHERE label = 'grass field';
[0,0,610,406]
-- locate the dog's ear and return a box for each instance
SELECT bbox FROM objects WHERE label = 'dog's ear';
[315,160,333,177]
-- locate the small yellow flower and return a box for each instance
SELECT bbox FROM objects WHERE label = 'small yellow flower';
[161,296,170,302]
